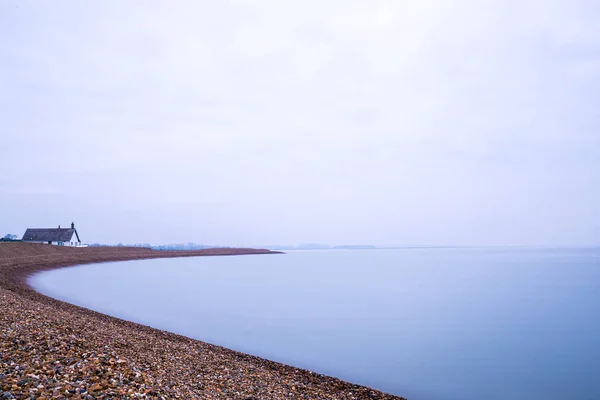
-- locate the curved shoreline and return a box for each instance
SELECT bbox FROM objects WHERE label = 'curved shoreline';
[1,243,405,399]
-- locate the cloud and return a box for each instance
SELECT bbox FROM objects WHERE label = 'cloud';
[1,0,599,245]
[0,186,61,196]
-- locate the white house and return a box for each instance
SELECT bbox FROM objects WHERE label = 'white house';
[22,222,84,247]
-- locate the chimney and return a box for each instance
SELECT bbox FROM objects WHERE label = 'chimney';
[58,225,61,229]
[71,222,75,229]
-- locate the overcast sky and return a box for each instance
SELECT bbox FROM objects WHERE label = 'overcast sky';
[1,0,599,246]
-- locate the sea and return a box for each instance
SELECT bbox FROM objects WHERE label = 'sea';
[29,247,600,400]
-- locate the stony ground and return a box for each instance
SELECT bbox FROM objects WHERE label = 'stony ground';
[0,243,405,399]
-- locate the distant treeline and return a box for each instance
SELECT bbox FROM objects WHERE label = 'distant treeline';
[266,244,377,250]
[1,234,19,242]
[88,243,213,251]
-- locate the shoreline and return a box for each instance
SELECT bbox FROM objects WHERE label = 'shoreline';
[1,242,405,399]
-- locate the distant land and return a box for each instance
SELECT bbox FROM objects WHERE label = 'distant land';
[88,242,212,251]
[264,244,378,250]
[82,242,595,251]
[23,241,592,251]
[87,243,382,251]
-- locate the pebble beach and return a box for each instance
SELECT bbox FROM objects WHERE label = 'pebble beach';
[0,242,405,400]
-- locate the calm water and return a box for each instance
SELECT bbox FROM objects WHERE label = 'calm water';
[30,248,600,400]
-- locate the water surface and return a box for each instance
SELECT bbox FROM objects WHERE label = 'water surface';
[30,248,600,399]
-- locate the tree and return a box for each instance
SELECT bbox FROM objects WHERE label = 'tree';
[2,234,18,241]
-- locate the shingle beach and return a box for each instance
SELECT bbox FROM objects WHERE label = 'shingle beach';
[0,243,405,399]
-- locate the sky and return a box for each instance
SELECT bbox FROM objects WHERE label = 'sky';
[1,0,599,246]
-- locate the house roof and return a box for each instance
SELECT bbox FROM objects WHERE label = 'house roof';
[22,228,80,243]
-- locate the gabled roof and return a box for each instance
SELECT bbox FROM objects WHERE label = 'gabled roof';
[22,228,80,242]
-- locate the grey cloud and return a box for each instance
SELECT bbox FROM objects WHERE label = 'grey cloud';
[1,0,599,246]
